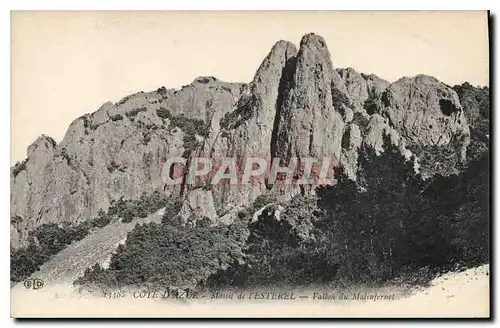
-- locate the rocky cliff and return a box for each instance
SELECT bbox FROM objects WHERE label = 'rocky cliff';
[11,33,474,249]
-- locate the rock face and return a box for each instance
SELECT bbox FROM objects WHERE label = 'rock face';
[380,75,470,152]
[10,33,475,249]
[273,34,345,164]
[10,78,241,249]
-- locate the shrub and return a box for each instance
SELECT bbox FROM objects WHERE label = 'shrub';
[11,192,174,282]
[117,96,131,106]
[249,195,275,213]
[10,223,78,282]
[171,115,208,137]
[74,215,249,289]
[10,216,22,226]
[196,77,212,84]
[110,114,124,121]
[220,95,255,130]
[363,94,380,115]
[156,107,172,120]
[122,211,134,223]
[352,112,370,134]
[13,159,28,177]
[46,136,57,147]
[409,142,462,178]
[125,107,147,119]
[168,114,210,151]
[92,211,113,229]
[60,148,71,165]
[161,198,183,224]
[331,87,352,111]
[156,86,169,99]
[237,209,248,219]
[203,141,489,289]
[341,127,352,150]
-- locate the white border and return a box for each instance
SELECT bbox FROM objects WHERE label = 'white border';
[2,1,497,326]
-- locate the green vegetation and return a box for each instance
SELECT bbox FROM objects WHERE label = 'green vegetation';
[161,198,183,224]
[74,207,248,289]
[453,83,489,163]
[10,192,174,282]
[220,95,256,130]
[170,115,209,138]
[208,143,488,289]
[156,86,169,99]
[468,128,489,162]
[12,159,28,178]
[363,92,381,115]
[46,136,57,148]
[73,196,281,289]
[125,107,148,119]
[196,77,212,84]
[10,216,22,226]
[156,107,210,151]
[248,194,275,213]
[59,148,71,165]
[409,142,463,178]
[156,107,172,120]
[453,83,489,128]
[10,211,112,283]
[74,146,488,291]
[117,96,131,105]
[220,130,231,139]
[107,192,173,223]
[331,87,352,111]
[110,114,124,121]
[352,112,370,134]
[341,126,352,150]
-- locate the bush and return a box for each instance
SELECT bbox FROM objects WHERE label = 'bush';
[161,198,183,224]
[331,87,352,111]
[341,126,352,150]
[171,115,209,137]
[11,223,77,282]
[167,114,210,151]
[237,209,248,219]
[110,114,124,121]
[249,195,275,213]
[111,193,174,223]
[203,140,489,289]
[11,192,175,282]
[352,112,370,134]
[156,107,172,120]
[12,159,28,177]
[156,86,169,99]
[92,211,113,229]
[409,142,463,178]
[125,107,147,119]
[58,148,71,165]
[363,93,381,115]
[220,95,256,130]
[75,215,249,289]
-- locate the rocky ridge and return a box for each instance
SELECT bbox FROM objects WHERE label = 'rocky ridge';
[11,33,472,249]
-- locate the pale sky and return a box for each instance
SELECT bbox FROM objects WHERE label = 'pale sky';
[11,11,489,165]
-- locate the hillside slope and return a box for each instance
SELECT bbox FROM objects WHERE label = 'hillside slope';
[11,208,164,290]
